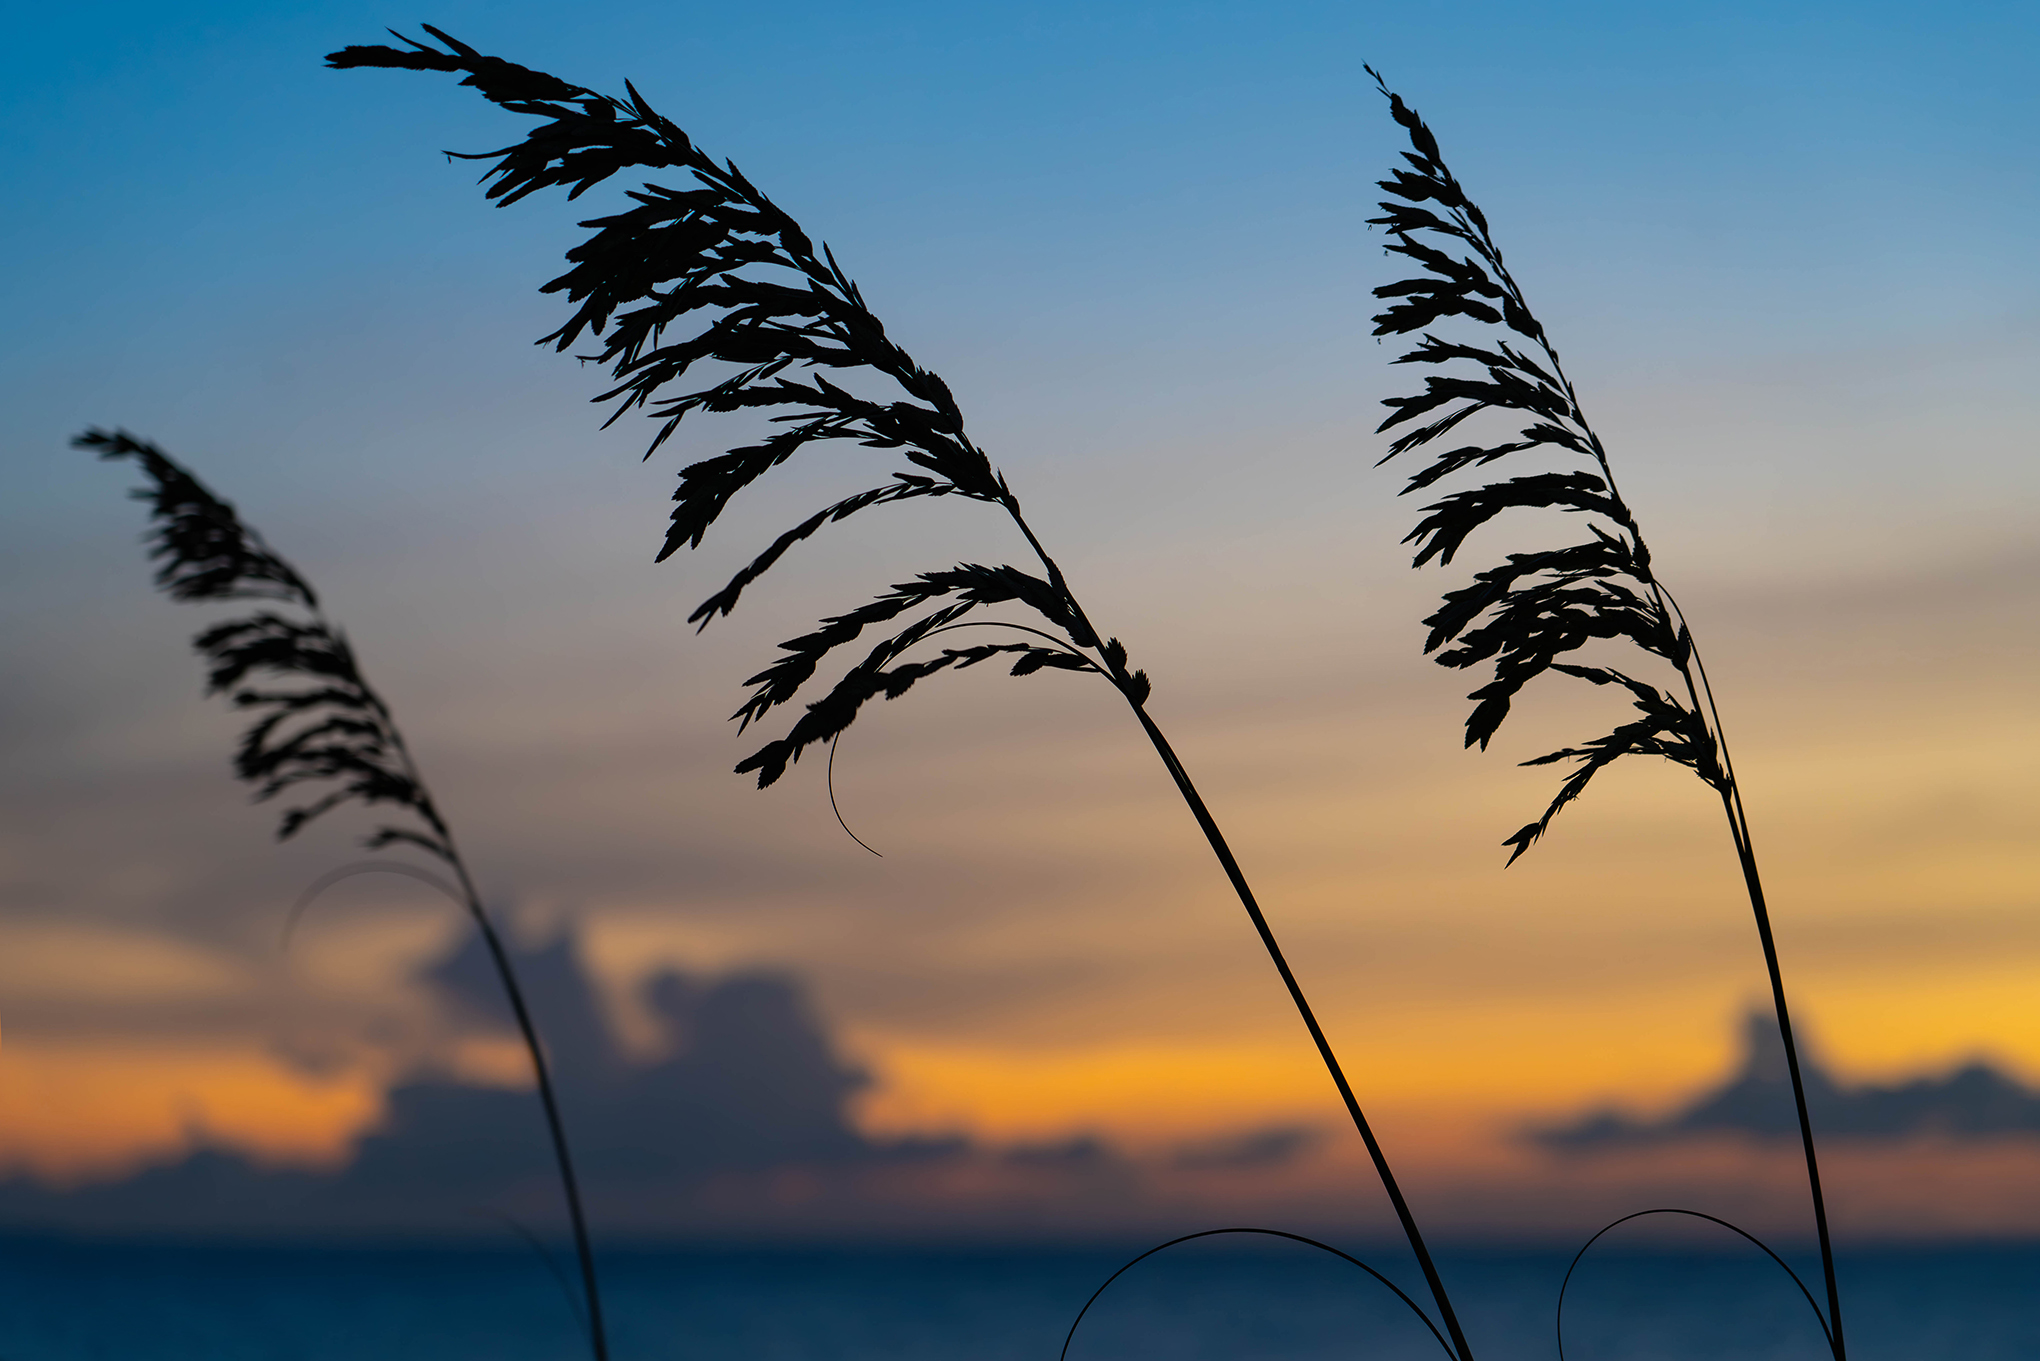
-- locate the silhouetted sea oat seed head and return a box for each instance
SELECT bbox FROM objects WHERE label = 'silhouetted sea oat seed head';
[326,28,1148,788]
[75,428,319,608]
[76,428,452,861]
[332,38,1478,1360]
[78,423,611,1361]
[1364,70,1726,867]
[1368,68,1846,1360]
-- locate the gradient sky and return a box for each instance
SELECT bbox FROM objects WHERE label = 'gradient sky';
[3,0,2038,1240]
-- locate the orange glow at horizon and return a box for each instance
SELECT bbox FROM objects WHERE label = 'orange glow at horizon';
[0,1038,382,1184]
[2,483,2033,1232]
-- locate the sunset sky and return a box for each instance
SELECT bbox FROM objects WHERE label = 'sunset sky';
[2,0,2038,1244]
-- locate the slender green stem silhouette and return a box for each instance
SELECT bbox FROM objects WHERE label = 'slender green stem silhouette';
[76,428,609,1361]
[329,30,1474,1359]
[1365,71,1843,1360]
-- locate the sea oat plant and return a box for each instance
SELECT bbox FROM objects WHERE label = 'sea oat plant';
[76,429,612,1361]
[328,28,1479,1361]
[1366,71,1845,1360]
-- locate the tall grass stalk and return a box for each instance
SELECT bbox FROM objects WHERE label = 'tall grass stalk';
[76,429,610,1361]
[1365,73,1844,1360]
[329,30,1476,1360]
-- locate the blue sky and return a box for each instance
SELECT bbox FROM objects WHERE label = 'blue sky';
[6,1,2037,554]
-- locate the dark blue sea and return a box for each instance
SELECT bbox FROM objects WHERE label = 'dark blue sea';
[1,1237,2034,1360]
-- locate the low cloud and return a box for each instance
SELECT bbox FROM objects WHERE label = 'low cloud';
[0,929,958,1236]
[1001,1135,1118,1169]
[1170,1125,1320,1171]
[1533,1011,2040,1150]
[0,931,1337,1240]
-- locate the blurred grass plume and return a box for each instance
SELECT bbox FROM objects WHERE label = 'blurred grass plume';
[76,427,612,1361]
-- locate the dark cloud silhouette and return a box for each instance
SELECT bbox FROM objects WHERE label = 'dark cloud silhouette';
[0,930,1355,1241]
[423,932,911,1178]
[1169,1125,1320,1171]
[1534,1011,2040,1150]
[1001,1135,1116,1169]
[0,930,960,1235]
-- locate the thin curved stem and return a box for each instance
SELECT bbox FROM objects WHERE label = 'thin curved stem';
[1064,1227,1455,1361]
[279,860,465,952]
[826,730,883,858]
[1715,800,1843,1361]
[992,497,1474,1361]
[1120,703,1475,1361]
[1557,1208,1832,1361]
[822,619,1105,857]
[1654,593,1843,1361]
[437,845,609,1361]
[345,646,609,1361]
[998,500,1113,666]
[918,618,1105,669]
[473,1209,592,1340]
[1665,614,1842,1361]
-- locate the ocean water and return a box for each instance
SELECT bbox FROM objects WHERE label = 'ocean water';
[1,1237,2035,1361]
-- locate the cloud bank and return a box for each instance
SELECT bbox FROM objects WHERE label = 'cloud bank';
[0,930,1321,1240]
[1534,1011,2040,1149]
